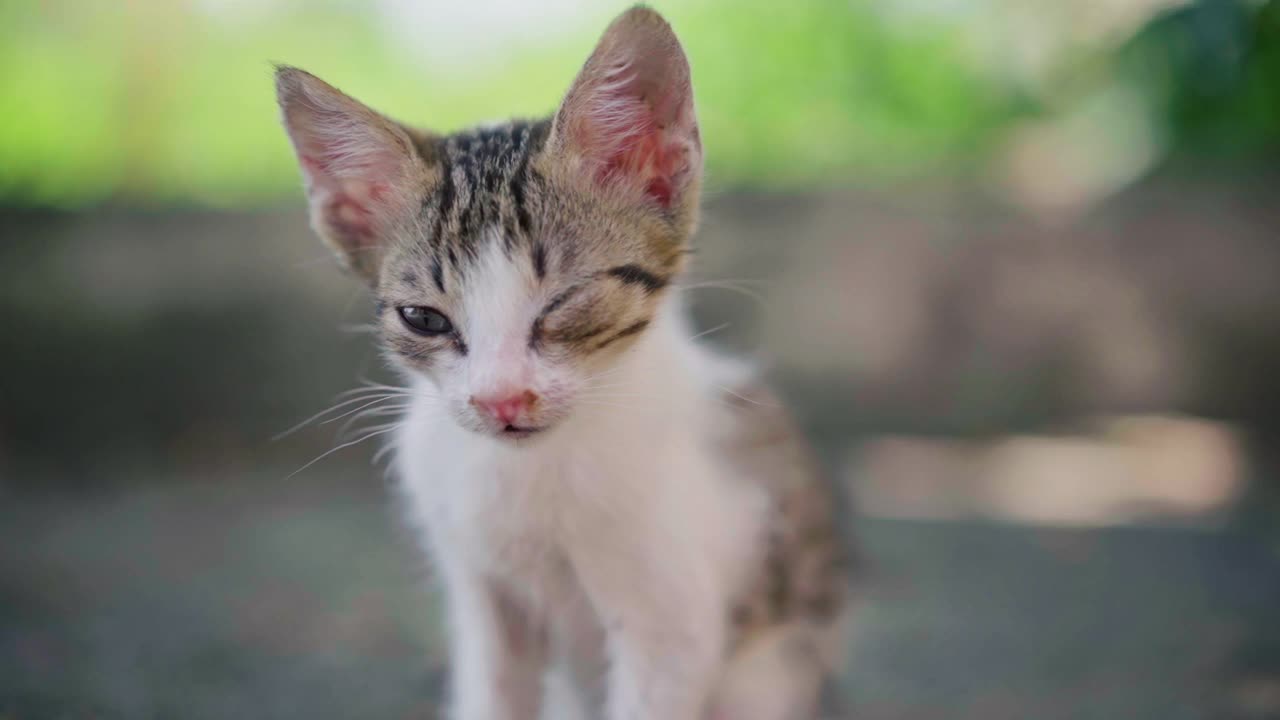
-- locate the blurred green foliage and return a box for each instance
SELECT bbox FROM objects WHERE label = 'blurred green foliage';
[1120,0,1280,160]
[0,0,1277,208]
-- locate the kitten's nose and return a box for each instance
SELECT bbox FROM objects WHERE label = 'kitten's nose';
[470,389,538,425]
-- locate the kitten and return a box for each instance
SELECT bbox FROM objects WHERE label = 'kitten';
[276,6,850,720]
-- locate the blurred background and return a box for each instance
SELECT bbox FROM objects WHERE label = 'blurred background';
[3,0,1280,718]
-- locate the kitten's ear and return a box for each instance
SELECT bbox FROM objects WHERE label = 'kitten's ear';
[549,7,701,214]
[275,66,431,284]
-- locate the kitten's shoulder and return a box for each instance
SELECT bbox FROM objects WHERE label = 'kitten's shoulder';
[698,349,852,635]
[696,351,813,488]
[696,348,840,536]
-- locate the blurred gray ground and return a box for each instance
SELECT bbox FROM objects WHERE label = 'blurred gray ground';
[3,179,1280,718]
[2,468,1278,720]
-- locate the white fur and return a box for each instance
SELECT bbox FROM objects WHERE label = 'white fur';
[394,241,776,720]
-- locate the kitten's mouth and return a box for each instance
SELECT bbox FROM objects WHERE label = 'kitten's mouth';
[500,424,545,440]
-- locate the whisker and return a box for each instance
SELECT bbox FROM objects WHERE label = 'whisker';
[579,365,631,384]
[580,381,642,392]
[340,420,402,442]
[372,438,400,466]
[352,405,414,417]
[321,396,411,428]
[285,425,401,480]
[682,277,770,289]
[678,279,769,307]
[336,403,414,437]
[579,378,628,392]
[715,384,779,408]
[580,392,646,400]
[689,322,729,341]
[337,383,416,398]
[348,373,420,393]
[272,392,405,442]
[579,400,645,412]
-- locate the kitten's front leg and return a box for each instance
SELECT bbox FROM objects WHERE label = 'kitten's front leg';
[574,539,725,720]
[445,566,547,720]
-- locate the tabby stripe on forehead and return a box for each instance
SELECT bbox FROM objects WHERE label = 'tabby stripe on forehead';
[606,264,668,293]
[455,165,478,259]
[532,241,547,280]
[499,126,525,254]
[431,152,456,250]
[483,162,502,193]
[510,149,533,236]
[430,256,445,293]
[502,213,519,254]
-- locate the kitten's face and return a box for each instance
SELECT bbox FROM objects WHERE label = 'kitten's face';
[277,7,702,440]
[375,121,684,438]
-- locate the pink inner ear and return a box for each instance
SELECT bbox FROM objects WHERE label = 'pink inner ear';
[644,176,673,208]
[324,195,376,246]
[597,130,682,207]
[302,152,392,246]
[574,66,691,208]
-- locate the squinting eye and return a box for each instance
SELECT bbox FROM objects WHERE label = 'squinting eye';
[398,306,453,336]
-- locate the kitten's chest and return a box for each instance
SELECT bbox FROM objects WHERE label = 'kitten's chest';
[403,437,582,598]
[451,466,568,582]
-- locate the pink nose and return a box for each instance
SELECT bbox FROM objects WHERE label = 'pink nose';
[470,389,538,425]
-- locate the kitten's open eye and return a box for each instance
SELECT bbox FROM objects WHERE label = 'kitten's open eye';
[398,306,453,336]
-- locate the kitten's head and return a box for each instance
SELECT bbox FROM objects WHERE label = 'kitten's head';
[277,6,701,441]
